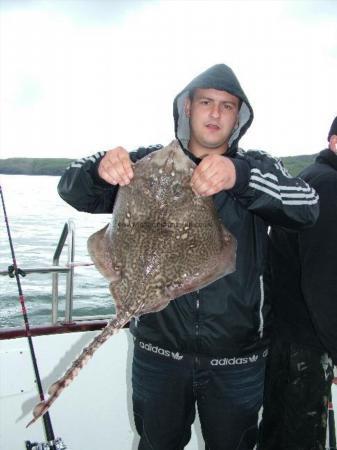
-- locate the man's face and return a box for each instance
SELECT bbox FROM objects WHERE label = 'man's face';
[185,88,240,157]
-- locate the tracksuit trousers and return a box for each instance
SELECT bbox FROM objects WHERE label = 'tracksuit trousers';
[132,339,267,450]
[258,340,334,450]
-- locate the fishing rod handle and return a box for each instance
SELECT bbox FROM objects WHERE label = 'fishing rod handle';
[25,437,67,449]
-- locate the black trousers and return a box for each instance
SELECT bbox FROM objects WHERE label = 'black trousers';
[132,339,267,450]
[258,340,334,450]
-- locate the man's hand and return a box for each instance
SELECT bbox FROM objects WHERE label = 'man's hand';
[98,147,134,185]
[190,154,236,196]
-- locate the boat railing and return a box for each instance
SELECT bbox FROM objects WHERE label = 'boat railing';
[52,218,75,324]
[1,219,76,324]
[0,220,114,339]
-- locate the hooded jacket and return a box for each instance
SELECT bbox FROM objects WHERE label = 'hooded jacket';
[269,149,337,365]
[57,64,319,357]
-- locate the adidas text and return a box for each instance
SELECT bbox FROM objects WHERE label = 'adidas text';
[139,341,183,360]
[210,355,259,366]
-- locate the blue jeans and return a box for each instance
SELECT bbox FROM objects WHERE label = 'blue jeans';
[132,340,267,450]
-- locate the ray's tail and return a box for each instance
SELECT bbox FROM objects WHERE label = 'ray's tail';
[26,314,130,427]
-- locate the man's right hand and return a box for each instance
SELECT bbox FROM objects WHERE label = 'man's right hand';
[98,147,134,186]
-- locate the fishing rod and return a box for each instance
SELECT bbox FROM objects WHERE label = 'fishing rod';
[0,185,67,450]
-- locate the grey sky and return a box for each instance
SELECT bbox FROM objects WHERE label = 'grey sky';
[0,0,336,158]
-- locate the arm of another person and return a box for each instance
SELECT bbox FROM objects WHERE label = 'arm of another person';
[299,172,337,368]
[57,145,162,213]
[191,149,319,230]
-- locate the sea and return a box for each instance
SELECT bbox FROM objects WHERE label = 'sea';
[0,174,116,328]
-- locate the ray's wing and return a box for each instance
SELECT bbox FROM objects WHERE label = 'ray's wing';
[87,224,122,282]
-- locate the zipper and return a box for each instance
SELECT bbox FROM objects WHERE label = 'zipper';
[258,275,264,338]
[195,290,200,365]
[195,290,200,338]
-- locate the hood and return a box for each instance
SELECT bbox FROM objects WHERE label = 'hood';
[316,149,337,171]
[173,64,254,156]
[327,116,337,141]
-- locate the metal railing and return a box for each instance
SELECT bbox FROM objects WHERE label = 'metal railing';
[1,219,76,325]
[52,219,75,324]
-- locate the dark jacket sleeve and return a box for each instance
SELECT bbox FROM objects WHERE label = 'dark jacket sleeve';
[57,146,162,213]
[228,149,319,229]
[298,172,337,365]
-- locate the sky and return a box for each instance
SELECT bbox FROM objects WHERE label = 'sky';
[0,0,336,159]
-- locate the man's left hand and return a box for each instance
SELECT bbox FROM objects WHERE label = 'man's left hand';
[190,154,236,197]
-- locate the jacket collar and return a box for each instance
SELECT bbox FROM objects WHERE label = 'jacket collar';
[316,149,337,171]
[180,144,237,165]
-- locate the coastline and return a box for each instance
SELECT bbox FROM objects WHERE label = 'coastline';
[0,157,75,176]
[0,154,317,177]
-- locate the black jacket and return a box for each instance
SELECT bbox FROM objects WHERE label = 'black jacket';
[58,64,319,357]
[269,149,337,365]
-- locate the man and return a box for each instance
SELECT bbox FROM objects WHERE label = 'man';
[259,116,337,450]
[58,64,319,450]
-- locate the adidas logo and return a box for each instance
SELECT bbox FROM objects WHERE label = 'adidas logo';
[210,354,259,366]
[171,352,184,361]
[139,341,183,361]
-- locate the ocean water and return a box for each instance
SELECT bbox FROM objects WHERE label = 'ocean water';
[0,174,116,327]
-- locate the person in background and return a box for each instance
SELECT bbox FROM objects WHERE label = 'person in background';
[58,64,319,450]
[258,116,337,450]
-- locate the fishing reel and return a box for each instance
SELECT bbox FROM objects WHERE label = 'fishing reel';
[7,264,26,278]
[25,438,67,450]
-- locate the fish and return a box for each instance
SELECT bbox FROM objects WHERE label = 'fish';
[27,139,237,427]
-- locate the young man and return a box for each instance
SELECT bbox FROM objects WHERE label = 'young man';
[58,64,319,450]
[259,117,337,450]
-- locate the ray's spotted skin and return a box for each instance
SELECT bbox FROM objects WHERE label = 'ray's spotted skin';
[27,140,237,427]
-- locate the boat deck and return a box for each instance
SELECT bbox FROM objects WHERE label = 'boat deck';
[0,327,204,450]
[1,325,336,450]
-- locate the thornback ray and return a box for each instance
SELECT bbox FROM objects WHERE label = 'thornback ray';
[27,139,237,427]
